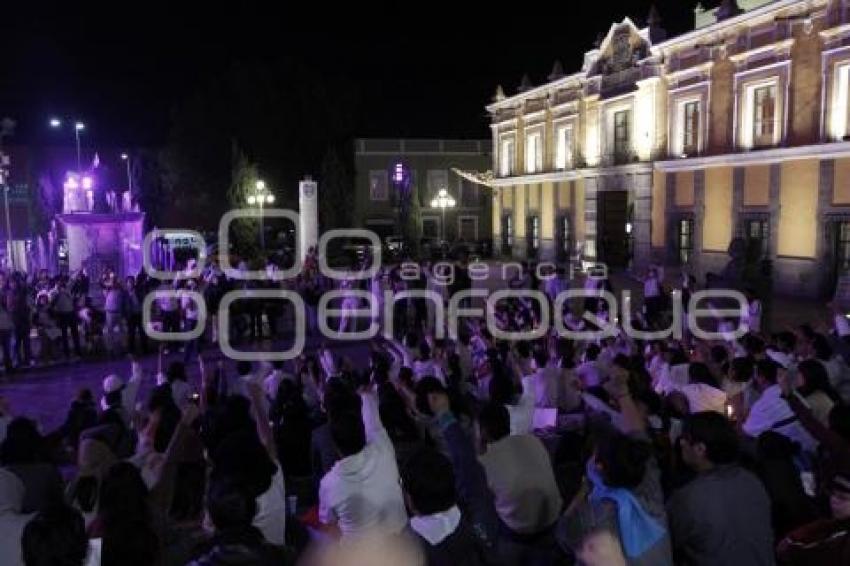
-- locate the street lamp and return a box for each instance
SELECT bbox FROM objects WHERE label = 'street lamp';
[430,188,456,242]
[246,179,275,249]
[121,153,132,193]
[49,117,86,172]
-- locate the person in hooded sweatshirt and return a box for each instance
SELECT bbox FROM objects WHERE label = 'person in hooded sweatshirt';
[319,385,407,537]
[400,446,486,566]
[0,467,34,566]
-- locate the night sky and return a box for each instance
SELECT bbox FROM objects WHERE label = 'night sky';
[1,1,712,148]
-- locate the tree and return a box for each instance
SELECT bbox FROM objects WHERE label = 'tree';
[318,145,353,230]
[226,146,261,260]
[160,60,361,233]
[131,149,171,230]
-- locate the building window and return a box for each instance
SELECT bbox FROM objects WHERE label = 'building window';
[745,218,769,258]
[558,215,571,255]
[841,72,850,141]
[677,218,694,264]
[369,171,388,201]
[752,85,777,148]
[555,125,573,170]
[614,110,631,163]
[502,215,513,252]
[839,222,850,271]
[422,217,440,239]
[500,138,515,177]
[458,217,478,241]
[528,216,540,251]
[460,180,479,207]
[683,101,700,155]
[833,64,850,141]
[426,170,448,203]
[525,131,543,173]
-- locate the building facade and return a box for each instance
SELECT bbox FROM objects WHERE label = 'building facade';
[488,0,850,298]
[354,138,492,247]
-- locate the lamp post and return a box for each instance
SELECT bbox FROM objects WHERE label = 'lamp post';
[49,118,86,171]
[0,119,15,270]
[430,188,456,243]
[121,153,132,192]
[246,179,275,249]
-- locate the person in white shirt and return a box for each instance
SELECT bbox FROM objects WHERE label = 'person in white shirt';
[319,387,407,537]
[100,359,144,426]
[743,289,763,335]
[412,341,446,385]
[638,267,663,327]
[812,334,850,403]
[477,403,562,538]
[336,278,361,334]
[263,360,290,401]
[531,348,560,408]
[743,359,816,452]
[669,362,727,414]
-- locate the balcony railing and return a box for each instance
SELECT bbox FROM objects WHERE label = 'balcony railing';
[600,148,639,167]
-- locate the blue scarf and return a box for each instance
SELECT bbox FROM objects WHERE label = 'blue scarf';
[586,462,666,559]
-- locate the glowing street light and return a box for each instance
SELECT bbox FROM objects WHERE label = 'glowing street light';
[430,188,456,242]
[121,153,132,193]
[49,117,86,171]
[246,179,275,249]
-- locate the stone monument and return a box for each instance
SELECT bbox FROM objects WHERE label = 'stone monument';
[57,172,144,279]
[299,175,318,262]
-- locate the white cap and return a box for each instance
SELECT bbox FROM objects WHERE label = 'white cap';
[766,349,792,369]
[102,374,125,394]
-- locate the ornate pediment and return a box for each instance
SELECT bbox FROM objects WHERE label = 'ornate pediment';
[589,18,651,78]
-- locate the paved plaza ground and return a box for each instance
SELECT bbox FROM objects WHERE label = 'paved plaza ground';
[0,263,834,433]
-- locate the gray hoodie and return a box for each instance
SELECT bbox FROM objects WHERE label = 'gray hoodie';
[0,468,34,566]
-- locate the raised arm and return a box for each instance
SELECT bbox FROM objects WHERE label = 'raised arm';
[122,357,145,418]
[246,380,278,463]
[428,392,499,549]
[787,391,850,469]
[359,386,387,444]
[605,365,645,434]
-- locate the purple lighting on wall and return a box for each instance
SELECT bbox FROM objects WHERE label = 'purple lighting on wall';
[81,176,94,190]
[393,162,404,183]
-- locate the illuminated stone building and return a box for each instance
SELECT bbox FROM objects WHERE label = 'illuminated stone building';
[488,0,850,297]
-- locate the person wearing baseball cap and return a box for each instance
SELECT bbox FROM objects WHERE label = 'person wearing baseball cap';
[100,359,144,428]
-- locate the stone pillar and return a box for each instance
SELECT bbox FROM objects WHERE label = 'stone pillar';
[768,164,782,259]
[664,172,677,263]
[693,170,706,278]
[732,167,745,237]
[584,177,599,259]
[632,171,653,271]
[299,176,318,263]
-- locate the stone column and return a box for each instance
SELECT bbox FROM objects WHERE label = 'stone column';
[768,164,782,259]
[584,177,599,259]
[693,169,706,278]
[299,176,318,263]
[632,171,653,271]
[731,167,744,238]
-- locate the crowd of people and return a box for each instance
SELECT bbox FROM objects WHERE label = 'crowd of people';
[0,249,849,565]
